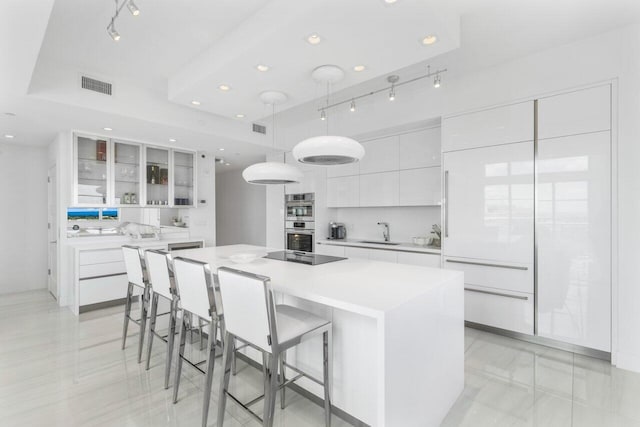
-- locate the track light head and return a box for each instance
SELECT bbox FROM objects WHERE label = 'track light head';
[107,21,120,41]
[350,99,356,112]
[389,88,396,101]
[320,109,327,120]
[127,0,140,16]
[434,73,441,88]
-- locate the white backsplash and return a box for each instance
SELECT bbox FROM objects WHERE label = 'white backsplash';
[327,206,441,243]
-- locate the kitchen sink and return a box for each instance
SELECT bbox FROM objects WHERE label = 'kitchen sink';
[358,240,401,245]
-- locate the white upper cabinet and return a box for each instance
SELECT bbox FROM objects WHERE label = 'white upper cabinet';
[359,136,399,174]
[327,176,359,208]
[399,167,441,206]
[359,171,399,207]
[399,127,441,169]
[537,84,611,140]
[113,141,142,206]
[75,134,110,206]
[326,159,359,178]
[442,101,534,152]
[443,141,534,264]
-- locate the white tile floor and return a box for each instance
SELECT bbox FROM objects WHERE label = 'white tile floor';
[1,290,639,427]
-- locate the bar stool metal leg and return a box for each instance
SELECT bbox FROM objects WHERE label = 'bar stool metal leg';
[202,318,218,427]
[138,285,150,363]
[323,330,331,427]
[121,283,134,349]
[164,297,178,389]
[232,340,238,375]
[280,352,286,410]
[145,292,159,370]
[173,312,188,404]
[217,331,234,427]
[264,353,279,427]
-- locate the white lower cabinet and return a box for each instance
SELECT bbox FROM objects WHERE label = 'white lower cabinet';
[369,249,398,263]
[397,251,441,268]
[464,285,534,335]
[344,247,370,259]
[315,243,346,257]
[79,274,129,306]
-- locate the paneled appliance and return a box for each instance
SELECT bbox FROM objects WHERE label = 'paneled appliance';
[285,193,315,253]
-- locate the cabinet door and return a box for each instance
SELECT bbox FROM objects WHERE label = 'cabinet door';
[397,252,441,268]
[359,136,399,174]
[113,141,142,206]
[537,85,611,140]
[145,147,170,206]
[315,243,346,257]
[359,172,399,207]
[326,159,359,178]
[369,249,397,263]
[327,176,359,207]
[442,101,533,152]
[399,167,441,206]
[536,131,611,351]
[443,141,534,264]
[173,150,195,207]
[344,247,370,259]
[399,127,441,169]
[75,135,109,205]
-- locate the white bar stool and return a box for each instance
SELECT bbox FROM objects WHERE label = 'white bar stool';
[216,266,332,427]
[172,257,224,427]
[144,249,178,389]
[121,245,150,363]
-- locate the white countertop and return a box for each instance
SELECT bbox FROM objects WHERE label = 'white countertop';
[177,244,459,318]
[317,238,441,254]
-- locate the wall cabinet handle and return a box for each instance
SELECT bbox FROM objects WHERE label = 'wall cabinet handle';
[464,287,529,300]
[445,259,528,270]
[444,170,449,238]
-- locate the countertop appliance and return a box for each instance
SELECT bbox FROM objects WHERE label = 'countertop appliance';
[264,250,346,266]
[328,222,347,240]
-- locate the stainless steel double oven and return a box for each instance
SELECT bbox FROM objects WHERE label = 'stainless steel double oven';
[285,193,314,253]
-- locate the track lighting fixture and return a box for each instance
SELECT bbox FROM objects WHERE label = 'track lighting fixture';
[350,99,356,112]
[387,75,399,101]
[106,0,141,41]
[320,109,327,120]
[434,73,441,88]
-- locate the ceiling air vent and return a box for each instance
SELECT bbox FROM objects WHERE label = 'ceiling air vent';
[81,76,112,96]
[252,123,267,134]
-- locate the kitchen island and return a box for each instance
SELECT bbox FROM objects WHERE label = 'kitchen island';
[179,244,464,427]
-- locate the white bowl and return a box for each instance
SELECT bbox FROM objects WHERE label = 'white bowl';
[229,253,262,264]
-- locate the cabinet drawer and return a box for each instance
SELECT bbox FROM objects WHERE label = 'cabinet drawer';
[79,274,129,306]
[442,101,533,152]
[369,249,397,263]
[443,257,533,294]
[464,286,534,335]
[344,247,370,259]
[79,261,126,279]
[397,252,441,268]
[80,248,124,265]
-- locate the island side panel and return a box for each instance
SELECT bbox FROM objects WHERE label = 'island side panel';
[384,272,464,427]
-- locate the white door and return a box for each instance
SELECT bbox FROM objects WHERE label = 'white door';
[47,166,58,300]
[536,131,611,351]
[443,141,534,264]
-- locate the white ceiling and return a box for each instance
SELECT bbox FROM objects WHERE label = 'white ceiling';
[2,0,640,174]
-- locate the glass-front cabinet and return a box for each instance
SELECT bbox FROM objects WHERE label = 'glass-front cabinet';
[113,141,141,205]
[75,135,109,205]
[145,146,170,206]
[72,133,196,207]
[173,150,195,206]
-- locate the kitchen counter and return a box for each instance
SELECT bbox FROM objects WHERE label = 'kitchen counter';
[179,244,463,426]
[317,238,441,254]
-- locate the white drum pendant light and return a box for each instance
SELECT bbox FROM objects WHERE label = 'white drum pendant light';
[243,91,303,185]
[293,65,365,165]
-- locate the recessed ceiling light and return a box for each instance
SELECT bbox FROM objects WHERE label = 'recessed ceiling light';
[219,148,225,151]
[191,100,201,105]
[103,127,113,131]
[218,84,231,91]
[353,65,366,72]
[384,0,398,3]
[169,138,177,142]
[4,134,14,139]
[225,163,230,166]
[306,33,322,45]
[256,64,270,72]
[235,114,245,119]
[421,35,438,45]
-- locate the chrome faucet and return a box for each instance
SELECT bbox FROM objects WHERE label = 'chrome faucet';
[377,222,390,242]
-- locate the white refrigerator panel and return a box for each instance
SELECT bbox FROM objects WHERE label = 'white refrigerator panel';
[536,131,611,351]
[443,142,534,264]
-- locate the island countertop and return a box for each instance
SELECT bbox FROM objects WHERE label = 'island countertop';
[177,244,460,319]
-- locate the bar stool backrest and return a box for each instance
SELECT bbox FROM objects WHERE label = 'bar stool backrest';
[145,249,174,300]
[173,257,216,321]
[122,245,146,289]
[217,266,277,353]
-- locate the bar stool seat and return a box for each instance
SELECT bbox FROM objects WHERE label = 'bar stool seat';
[275,305,330,346]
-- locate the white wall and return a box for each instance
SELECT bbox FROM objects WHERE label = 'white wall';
[216,168,266,246]
[275,24,640,371]
[0,143,48,294]
[328,206,440,243]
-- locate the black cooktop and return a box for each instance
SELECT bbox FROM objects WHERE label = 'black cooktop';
[264,250,347,266]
